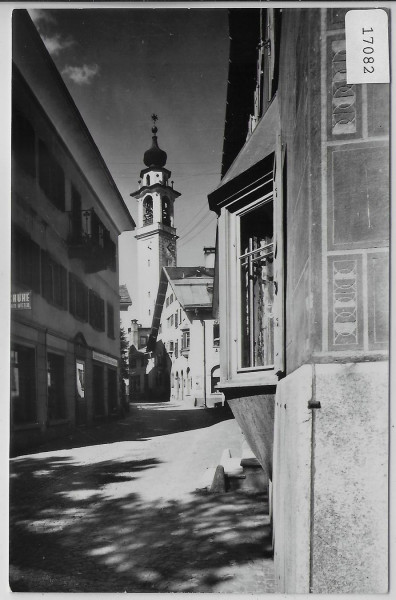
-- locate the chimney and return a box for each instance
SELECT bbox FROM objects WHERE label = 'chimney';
[129,319,140,348]
[203,247,215,269]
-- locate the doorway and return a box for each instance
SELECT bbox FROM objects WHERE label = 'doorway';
[107,367,118,414]
[93,363,105,417]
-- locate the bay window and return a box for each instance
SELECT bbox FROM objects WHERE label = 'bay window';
[238,199,274,368]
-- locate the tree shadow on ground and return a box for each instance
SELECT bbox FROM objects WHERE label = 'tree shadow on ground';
[18,403,235,456]
[10,452,274,593]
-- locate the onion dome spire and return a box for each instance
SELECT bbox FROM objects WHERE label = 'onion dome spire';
[143,114,167,168]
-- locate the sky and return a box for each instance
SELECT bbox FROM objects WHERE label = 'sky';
[28,7,230,313]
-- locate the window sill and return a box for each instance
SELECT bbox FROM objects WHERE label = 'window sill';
[217,371,278,390]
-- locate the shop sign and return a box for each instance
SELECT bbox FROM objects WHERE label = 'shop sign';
[92,350,118,367]
[11,291,32,310]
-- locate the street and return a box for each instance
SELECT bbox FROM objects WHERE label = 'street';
[10,401,275,593]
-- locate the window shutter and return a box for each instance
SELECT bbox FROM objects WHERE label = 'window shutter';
[267,9,275,101]
[273,136,285,376]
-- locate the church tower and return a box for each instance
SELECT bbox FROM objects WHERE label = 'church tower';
[131,115,180,327]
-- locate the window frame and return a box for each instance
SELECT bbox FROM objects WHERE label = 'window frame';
[218,150,284,389]
[107,302,115,339]
[235,194,275,373]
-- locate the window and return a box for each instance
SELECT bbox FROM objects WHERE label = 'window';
[175,312,179,328]
[107,303,115,339]
[175,341,178,358]
[170,314,174,327]
[41,251,68,309]
[158,323,162,334]
[170,293,174,304]
[213,323,220,347]
[143,195,153,225]
[11,345,37,425]
[169,341,174,353]
[162,196,171,226]
[38,140,65,211]
[166,297,169,307]
[239,199,274,368]
[69,273,88,321]
[139,336,147,347]
[89,289,105,331]
[182,330,190,351]
[11,228,40,293]
[266,8,282,102]
[47,353,66,420]
[105,236,117,272]
[70,186,82,241]
[12,105,35,177]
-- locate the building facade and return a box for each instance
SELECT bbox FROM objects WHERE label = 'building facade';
[11,11,135,454]
[147,266,223,407]
[208,7,388,594]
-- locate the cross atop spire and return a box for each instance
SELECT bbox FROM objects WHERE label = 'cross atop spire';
[151,114,158,134]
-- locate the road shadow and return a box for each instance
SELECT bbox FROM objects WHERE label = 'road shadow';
[17,402,234,456]
[10,452,273,593]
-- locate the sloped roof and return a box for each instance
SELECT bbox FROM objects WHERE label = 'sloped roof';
[166,267,214,309]
[119,284,132,309]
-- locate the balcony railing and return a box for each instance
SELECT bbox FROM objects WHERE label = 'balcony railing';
[67,208,116,273]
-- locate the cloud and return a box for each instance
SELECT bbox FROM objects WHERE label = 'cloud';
[62,64,100,86]
[29,9,57,27]
[42,34,76,56]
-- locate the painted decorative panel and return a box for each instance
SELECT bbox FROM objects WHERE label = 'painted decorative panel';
[328,255,363,350]
[328,143,389,249]
[367,84,389,138]
[327,36,362,140]
[367,252,389,350]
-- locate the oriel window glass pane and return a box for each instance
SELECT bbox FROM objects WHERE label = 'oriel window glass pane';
[239,200,274,368]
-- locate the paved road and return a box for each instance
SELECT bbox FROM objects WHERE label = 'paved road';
[10,401,275,593]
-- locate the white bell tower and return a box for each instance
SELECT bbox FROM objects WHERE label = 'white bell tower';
[130,115,180,328]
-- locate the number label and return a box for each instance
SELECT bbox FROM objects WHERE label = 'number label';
[345,10,389,84]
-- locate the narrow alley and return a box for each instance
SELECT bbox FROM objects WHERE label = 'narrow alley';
[10,402,275,593]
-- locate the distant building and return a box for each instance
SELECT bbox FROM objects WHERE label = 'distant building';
[208,7,389,594]
[11,11,135,453]
[129,117,180,328]
[128,319,149,402]
[147,265,223,408]
[119,284,132,313]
